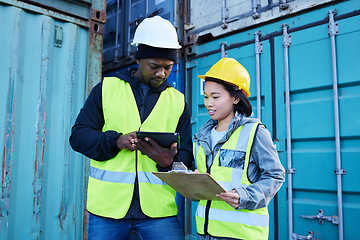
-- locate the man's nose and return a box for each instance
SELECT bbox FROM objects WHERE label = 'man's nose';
[156,68,166,78]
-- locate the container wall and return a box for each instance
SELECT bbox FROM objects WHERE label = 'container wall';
[102,0,186,93]
[16,0,92,19]
[0,0,105,239]
[103,0,178,72]
[187,0,339,39]
[187,0,360,239]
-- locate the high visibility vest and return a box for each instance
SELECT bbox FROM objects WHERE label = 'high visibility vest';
[194,122,269,240]
[87,77,185,219]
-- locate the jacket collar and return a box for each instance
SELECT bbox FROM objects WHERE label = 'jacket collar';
[194,112,259,143]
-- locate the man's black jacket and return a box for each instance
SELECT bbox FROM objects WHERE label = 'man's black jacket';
[69,69,193,169]
[69,68,193,219]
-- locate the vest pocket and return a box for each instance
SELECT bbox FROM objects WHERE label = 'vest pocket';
[219,149,246,169]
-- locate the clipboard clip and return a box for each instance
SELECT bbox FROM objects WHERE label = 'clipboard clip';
[170,162,189,173]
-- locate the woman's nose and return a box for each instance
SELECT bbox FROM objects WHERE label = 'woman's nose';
[205,100,213,107]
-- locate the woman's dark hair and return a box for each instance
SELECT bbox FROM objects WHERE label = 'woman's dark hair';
[205,77,252,117]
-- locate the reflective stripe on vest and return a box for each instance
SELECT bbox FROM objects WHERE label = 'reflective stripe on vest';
[90,166,166,185]
[196,205,269,227]
[87,77,184,219]
[194,122,269,240]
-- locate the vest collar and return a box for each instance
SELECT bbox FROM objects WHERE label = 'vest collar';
[193,113,260,153]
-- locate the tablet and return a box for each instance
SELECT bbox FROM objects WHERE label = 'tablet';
[136,132,180,149]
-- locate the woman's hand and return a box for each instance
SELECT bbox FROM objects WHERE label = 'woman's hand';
[216,190,240,209]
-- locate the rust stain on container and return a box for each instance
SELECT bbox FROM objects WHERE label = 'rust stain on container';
[33,108,46,221]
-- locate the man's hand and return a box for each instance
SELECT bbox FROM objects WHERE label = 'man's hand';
[216,190,240,209]
[116,131,137,151]
[134,137,178,168]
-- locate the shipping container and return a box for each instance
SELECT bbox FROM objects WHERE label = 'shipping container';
[0,0,105,239]
[186,0,360,240]
[102,0,186,93]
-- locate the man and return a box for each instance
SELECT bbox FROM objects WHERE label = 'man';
[69,16,193,239]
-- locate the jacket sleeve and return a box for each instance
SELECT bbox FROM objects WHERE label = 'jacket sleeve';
[235,125,285,210]
[156,102,194,171]
[69,82,121,161]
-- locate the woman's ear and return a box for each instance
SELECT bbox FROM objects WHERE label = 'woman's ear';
[234,97,240,105]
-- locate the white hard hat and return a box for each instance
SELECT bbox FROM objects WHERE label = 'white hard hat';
[131,16,181,49]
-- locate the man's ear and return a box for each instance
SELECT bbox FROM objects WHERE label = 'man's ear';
[136,59,140,65]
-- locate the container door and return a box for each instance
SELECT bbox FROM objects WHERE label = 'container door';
[274,8,360,240]
[0,0,105,239]
[188,34,277,238]
[187,2,360,240]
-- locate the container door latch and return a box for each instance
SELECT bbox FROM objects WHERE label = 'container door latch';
[300,209,339,225]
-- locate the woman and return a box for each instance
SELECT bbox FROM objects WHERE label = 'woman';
[193,58,285,240]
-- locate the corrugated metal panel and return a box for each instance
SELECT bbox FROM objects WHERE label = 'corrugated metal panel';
[19,0,92,19]
[186,0,340,41]
[187,0,360,239]
[0,0,105,239]
[102,0,180,73]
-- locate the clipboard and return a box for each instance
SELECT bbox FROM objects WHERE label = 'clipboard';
[153,172,226,201]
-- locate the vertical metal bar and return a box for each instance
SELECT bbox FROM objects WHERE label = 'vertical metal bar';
[282,23,293,240]
[221,0,228,29]
[220,42,227,58]
[328,9,344,240]
[252,0,260,19]
[255,31,262,120]
[114,0,120,62]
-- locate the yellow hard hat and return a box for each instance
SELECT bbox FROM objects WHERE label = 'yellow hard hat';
[198,58,251,97]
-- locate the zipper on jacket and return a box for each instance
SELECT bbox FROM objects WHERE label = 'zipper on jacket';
[204,155,213,235]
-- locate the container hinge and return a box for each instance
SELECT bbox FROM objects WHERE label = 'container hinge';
[282,23,292,47]
[334,169,346,175]
[255,31,263,54]
[220,42,228,58]
[300,209,339,225]
[286,168,296,174]
[328,9,339,37]
[291,231,319,240]
[252,0,261,19]
[280,0,289,10]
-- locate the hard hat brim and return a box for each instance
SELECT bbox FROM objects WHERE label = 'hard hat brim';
[131,41,181,49]
[198,74,251,98]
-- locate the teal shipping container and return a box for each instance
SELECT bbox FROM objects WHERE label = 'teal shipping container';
[186,0,360,239]
[0,0,105,239]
